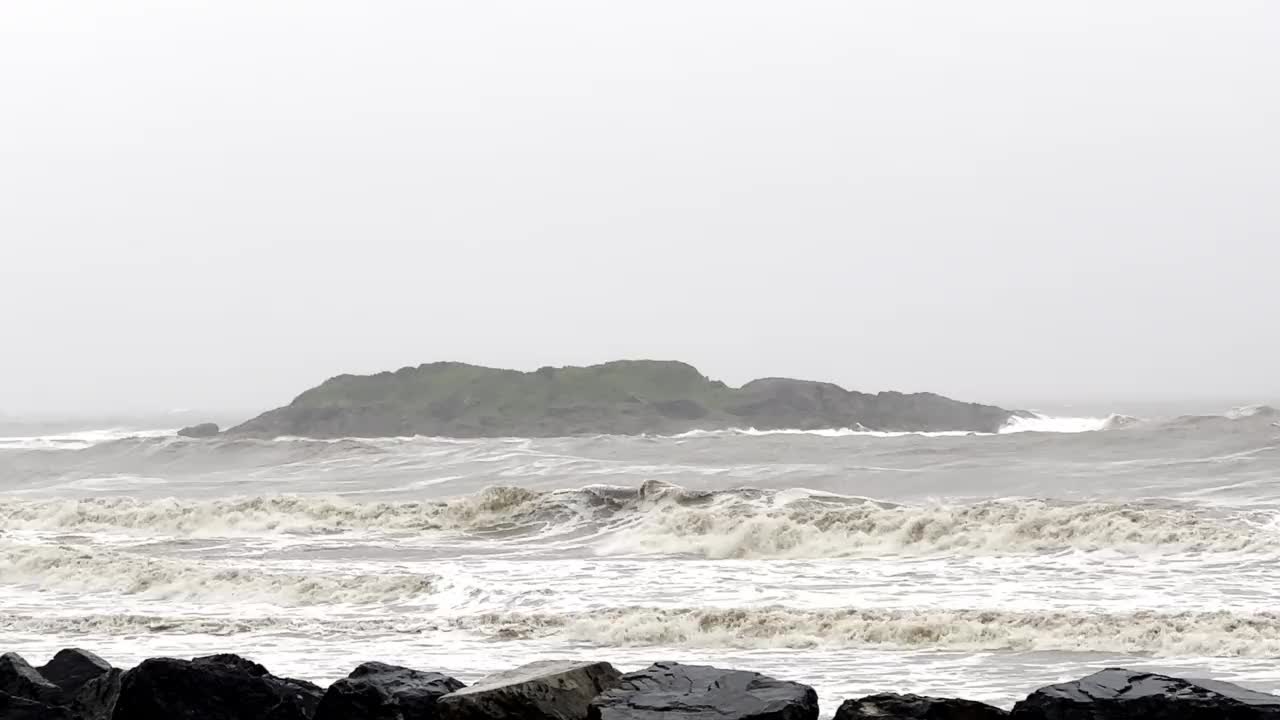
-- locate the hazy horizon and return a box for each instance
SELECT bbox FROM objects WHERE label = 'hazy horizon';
[3,1,1277,416]
[1,354,1273,427]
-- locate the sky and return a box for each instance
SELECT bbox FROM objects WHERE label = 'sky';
[1,0,1277,416]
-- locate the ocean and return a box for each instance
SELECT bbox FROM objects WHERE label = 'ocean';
[1,407,1278,711]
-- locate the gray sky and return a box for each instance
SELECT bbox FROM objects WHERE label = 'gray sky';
[2,0,1277,416]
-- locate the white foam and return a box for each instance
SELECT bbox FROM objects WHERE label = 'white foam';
[459,606,1280,657]
[8,605,1280,658]
[596,485,1277,558]
[0,428,176,451]
[1225,404,1278,420]
[0,541,439,605]
[2,488,1272,559]
[998,414,1117,434]
[672,427,979,439]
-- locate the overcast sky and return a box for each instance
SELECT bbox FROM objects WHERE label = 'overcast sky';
[1,0,1277,415]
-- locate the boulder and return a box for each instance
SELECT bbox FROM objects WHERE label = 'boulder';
[1011,668,1280,719]
[38,649,113,694]
[837,693,1008,719]
[177,422,220,438]
[112,653,322,720]
[588,662,818,720]
[68,667,122,720]
[0,652,64,705]
[315,662,465,720]
[0,690,73,720]
[437,660,622,720]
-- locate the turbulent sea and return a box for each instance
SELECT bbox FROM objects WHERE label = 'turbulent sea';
[2,407,1279,710]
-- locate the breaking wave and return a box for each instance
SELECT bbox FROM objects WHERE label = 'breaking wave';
[0,541,438,605]
[998,414,1130,434]
[460,606,1280,657]
[3,482,1273,558]
[7,606,1280,658]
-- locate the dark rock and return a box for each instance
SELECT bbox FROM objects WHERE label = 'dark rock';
[438,660,621,720]
[227,360,1022,439]
[1011,668,1280,719]
[177,422,220,438]
[0,652,64,705]
[837,693,1008,719]
[67,668,121,720]
[112,654,322,720]
[316,678,399,720]
[315,662,465,720]
[0,690,73,720]
[192,653,270,676]
[38,649,113,694]
[589,661,818,720]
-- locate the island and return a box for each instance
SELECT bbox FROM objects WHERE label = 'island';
[225,360,1024,439]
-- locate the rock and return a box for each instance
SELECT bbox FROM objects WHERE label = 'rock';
[0,652,64,705]
[227,360,1022,439]
[0,691,73,720]
[837,693,1008,719]
[315,662,465,720]
[589,662,818,720]
[438,660,622,720]
[177,422,220,438]
[38,649,113,694]
[112,654,322,720]
[1011,668,1280,719]
[67,668,122,720]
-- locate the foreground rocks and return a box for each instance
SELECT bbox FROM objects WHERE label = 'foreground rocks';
[438,660,622,720]
[316,662,465,720]
[0,650,119,720]
[1011,668,1280,719]
[228,359,1025,438]
[113,654,322,720]
[590,662,818,720]
[836,693,1008,719]
[3,650,1280,720]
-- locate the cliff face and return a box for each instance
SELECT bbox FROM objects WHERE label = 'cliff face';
[228,360,1020,438]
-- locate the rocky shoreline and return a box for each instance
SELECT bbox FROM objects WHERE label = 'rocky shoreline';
[4,650,1278,720]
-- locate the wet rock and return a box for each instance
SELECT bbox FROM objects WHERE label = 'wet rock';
[67,668,122,720]
[837,693,1008,719]
[315,662,465,720]
[1011,668,1280,719]
[0,691,73,720]
[438,660,621,720]
[177,422,220,438]
[0,652,64,705]
[38,649,113,694]
[112,653,322,720]
[589,661,819,720]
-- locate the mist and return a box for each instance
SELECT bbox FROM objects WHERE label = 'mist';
[2,0,1277,416]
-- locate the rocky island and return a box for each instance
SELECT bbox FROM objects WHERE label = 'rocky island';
[226,360,1024,439]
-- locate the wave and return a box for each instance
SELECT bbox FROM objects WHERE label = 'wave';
[1225,405,1278,420]
[593,484,1276,558]
[0,613,445,637]
[8,606,1280,658]
[454,606,1280,657]
[3,482,1273,558]
[1161,405,1280,430]
[0,428,176,451]
[999,414,1133,434]
[0,541,438,605]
